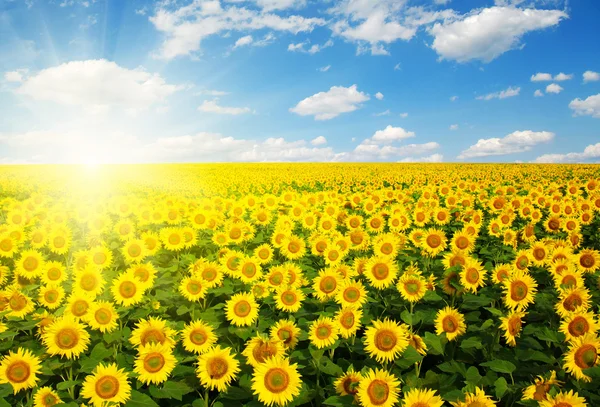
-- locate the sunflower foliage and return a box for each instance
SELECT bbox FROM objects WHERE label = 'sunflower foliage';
[0,164,599,407]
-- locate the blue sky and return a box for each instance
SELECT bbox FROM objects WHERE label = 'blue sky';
[0,0,599,164]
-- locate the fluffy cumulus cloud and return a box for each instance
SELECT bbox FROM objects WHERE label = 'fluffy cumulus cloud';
[289,84,370,120]
[429,6,567,63]
[458,130,554,159]
[364,125,415,144]
[310,136,327,146]
[198,99,252,115]
[399,153,443,162]
[533,142,600,163]
[546,83,563,94]
[569,94,600,118]
[233,35,254,48]
[15,59,182,110]
[449,124,458,130]
[476,86,520,100]
[149,1,325,59]
[287,39,333,54]
[583,71,600,83]
[531,72,572,81]
[554,72,572,81]
[375,92,384,100]
[534,89,544,97]
[3,69,28,83]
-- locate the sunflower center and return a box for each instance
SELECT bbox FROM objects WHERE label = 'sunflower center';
[194,214,206,224]
[281,291,297,306]
[141,329,166,346]
[80,274,98,291]
[143,353,166,373]
[564,294,583,311]
[186,281,202,295]
[43,393,58,406]
[56,328,79,349]
[533,248,546,261]
[207,357,228,379]
[258,249,270,260]
[252,342,278,364]
[95,375,120,399]
[574,344,597,369]
[0,238,12,252]
[9,294,27,311]
[340,312,355,329]
[343,287,360,302]
[442,316,458,333]
[416,213,425,222]
[548,219,560,230]
[190,329,207,345]
[6,361,30,383]
[367,379,389,405]
[93,252,106,265]
[202,268,217,281]
[119,281,137,298]
[510,281,528,301]
[426,235,441,248]
[128,244,141,257]
[72,300,89,317]
[47,267,62,281]
[23,256,39,272]
[370,218,381,228]
[44,290,59,303]
[269,272,283,285]
[553,402,573,407]
[580,254,595,268]
[320,277,337,294]
[562,275,577,288]
[374,329,397,351]
[350,233,363,245]
[264,368,290,393]
[133,268,150,282]
[372,263,389,280]
[342,377,359,395]
[456,236,469,249]
[380,243,393,255]
[242,263,257,278]
[316,325,332,339]
[568,317,589,337]
[468,402,489,407]
[95,309,111,325]
[168,234,181,245]
[508,317,522,336]
[234,300,251,317]
[465,268,479,284]
[404,280,420,295]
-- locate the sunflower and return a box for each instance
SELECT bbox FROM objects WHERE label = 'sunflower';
[74,266,105,298]
[243,334,286,367]
[335,280,368,308]
[129,317,177,350]
[435,307,466,341]
[401,388,444,407]
[560,311,599,342]
[266,267,289,290]
[191,261,224,288]
[280,236,306,260]
[408,332,428,355]
[15,249,45,279]
[450,387,496,407]
[421,229,447,257]
[0,348,42,394]
[121,238,147,264]
[334,367,362,397]
[41,261,68,285]
[522,371,561,401]
[270,320,301,350]
[397,272,427,303]
[491,264,512,285]
[250,356,301,407]
[88,245,113,269]
[563,333,599,382]
[226,293,259,326]
[254,244,275,264]
[0,233,17,258]
[128,262,157,287]
[364,257,398,290]
[364,319,409,363]
[160,227,187,251]
[312,270,342,302]
[85,301,119,333]
[38,284,65,310]
[357,368,400,407]
[181,320,217,354]
[500,310,526,347]
[539,390,588,407]
[451,231,475,253]
[179,274,208,302]
[111,272,144,306]
[134,343,176,385]
[309,317,339,349]
[81,363,131,407]
[442,249,469,271]
[274,286,304,313]
[196,345,240,392]
[42,316,90,359]
[575,249,600,273]
[33,386,62,407]
[460,258,486,293]
[554,268,584,291]
[4,287,35,318]
[47,227,71,255]
[141,231,162,255]
[64,293,93,320]
[556,287,591,318]
[335,306,363,338]
[502,270,537,311]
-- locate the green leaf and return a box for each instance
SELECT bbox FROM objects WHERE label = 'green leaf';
[90,342,113,360]
[466,366,482,385]
[149,381,194,401]
[57,380,81,390]
[176,305,189,316]
[125,390,160,407]
[423,332,444,355]
[495,377,508,399]
[222,386,252,400]
[480,360,516,374]
[395,346,423,369]
[460,337,483,350]
[319,358,343,376]
[323,396,355,406]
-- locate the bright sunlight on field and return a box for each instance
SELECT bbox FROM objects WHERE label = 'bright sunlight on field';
[0,163,600,407]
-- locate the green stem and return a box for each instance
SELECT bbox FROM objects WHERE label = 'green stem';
[204,388,210,407]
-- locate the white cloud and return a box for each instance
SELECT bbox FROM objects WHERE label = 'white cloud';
[374,109,390,116]
[583,71,600,83]
[198,99,252,115]
[195,89,230,96]
[253,0,307,12]
[79,14,97,29]
[149,2,325,59]
[289,84,370,120]
[234,35,254,48]
[429,7,567,63]
[364,125,415,144]
[569,94,600,118]
[399,112,408,118]
[288,39,333,54]
[545,83,563,94]
[3,69,28,83]
[340,141,440,161]
[399,153,443,162]
[534,89,544,97]
[311,136,327,146]
[476,86,520,101]
[554,72,572,81]
[458,130,554,159]
[375,92,384,100]
[449,124,458,130]
[434,0,451,4]
[318,65,331,72]
[450,95,458,102]
[15,60,182,110]
[533,142,600,163]
[394,62,401,70]
[531,72,552,81]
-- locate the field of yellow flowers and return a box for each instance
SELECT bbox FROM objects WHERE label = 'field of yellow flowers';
[0,163,599,407]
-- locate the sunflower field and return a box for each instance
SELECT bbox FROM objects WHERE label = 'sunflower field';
[1,163,600,407]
